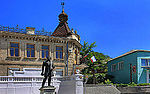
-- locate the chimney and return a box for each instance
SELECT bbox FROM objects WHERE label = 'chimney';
[26,27,35,35]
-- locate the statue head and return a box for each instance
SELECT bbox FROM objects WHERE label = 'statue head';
[46,56,51,61]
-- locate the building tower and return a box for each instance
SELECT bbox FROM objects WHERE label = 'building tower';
[51,3,81,75]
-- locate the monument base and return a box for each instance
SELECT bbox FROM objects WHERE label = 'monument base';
[39,86,56,94]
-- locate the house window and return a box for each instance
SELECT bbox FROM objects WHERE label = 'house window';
[56,46,63,59]
[141,59,150,66]
[42,45,49,58]
[27,44,35,57]
[118,62,124,70]
[111,64,117,72]
[10,42,19,56]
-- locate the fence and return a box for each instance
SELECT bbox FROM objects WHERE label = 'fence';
[0,25,52,36]
[0,76,43,82]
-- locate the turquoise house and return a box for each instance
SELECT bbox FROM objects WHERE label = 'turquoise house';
[107,50,150,84]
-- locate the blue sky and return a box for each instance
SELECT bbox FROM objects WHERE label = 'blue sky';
[1,0,150,58]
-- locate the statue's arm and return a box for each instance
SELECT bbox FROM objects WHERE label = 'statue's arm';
[41,61,44,76]
[52,63,55,69]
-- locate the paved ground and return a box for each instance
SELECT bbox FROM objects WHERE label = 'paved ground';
[84,84,121,94]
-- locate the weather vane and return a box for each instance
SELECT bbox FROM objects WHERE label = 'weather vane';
[61,0,65,10]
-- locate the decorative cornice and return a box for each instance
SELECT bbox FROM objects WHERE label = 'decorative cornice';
[0,31,81,47]
[0,60,42,66]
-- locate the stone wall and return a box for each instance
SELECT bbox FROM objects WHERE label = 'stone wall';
[117,86,150,94]
[58,74,83,94]
[0,74,83,94]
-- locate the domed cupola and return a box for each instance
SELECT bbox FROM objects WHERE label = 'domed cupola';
[59,9,68,23]
[51,2,73,37]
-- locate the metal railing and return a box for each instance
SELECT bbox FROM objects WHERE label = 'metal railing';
[0,75,78,82]
[0,25,52,36]
[0,76,43,82]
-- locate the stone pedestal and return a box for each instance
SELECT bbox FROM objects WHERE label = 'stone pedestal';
[39,86,56,94]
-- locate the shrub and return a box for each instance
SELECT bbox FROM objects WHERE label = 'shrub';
[104,79,113,85]
[115,82,150,87]
[138,83,150,86]
[115,83,128,87]
[128,82,137,87]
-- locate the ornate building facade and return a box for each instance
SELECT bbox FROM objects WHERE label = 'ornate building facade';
[0,9,81,76]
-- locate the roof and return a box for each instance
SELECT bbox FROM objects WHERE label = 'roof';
[51,9,73,37]
[108,50,150,62]
[51,22,72,37]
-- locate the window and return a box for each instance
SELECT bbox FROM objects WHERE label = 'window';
[27,44,35,57]
[56,69,63,76]
[56,46,63,59]
[42,45,49,58]
[141,59,150,66]
[111,64,117,72]
[8,68,20,76]
[118,62,124,70]
[10,42,19,56]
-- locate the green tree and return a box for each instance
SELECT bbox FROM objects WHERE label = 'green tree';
[80,41,111,84]
[80,41,96,64]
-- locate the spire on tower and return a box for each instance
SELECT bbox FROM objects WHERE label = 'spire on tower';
[51,0,70,37]
[61,0,65,10]
[59,0,68,23]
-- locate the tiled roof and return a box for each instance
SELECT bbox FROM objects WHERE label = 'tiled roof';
[109,50,150,62]
[51,9,72,37]
[51,22,72,37]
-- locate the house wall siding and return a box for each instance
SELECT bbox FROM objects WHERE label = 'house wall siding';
[108,51,150,84]
[108,52,138,84]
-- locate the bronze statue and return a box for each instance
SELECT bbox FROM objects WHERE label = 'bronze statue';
[41,57,55,87]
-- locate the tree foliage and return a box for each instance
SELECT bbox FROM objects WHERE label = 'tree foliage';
[80,41,112,84]
[80,41,111,74]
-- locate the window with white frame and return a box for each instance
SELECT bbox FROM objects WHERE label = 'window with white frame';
[141,59,150,66]
[8,68,20,76]
[118,61,124,70]
[56,69,63,76]
[111,64,117,72]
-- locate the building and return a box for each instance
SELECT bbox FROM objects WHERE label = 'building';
[0,9,82,76]
[107,50,150,84]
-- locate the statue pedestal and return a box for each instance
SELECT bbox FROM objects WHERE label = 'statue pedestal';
[39,86,56,94]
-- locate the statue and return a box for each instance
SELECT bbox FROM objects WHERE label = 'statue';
[41,57,55,87]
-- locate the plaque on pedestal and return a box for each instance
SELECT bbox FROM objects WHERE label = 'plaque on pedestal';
[39,86,56,94]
